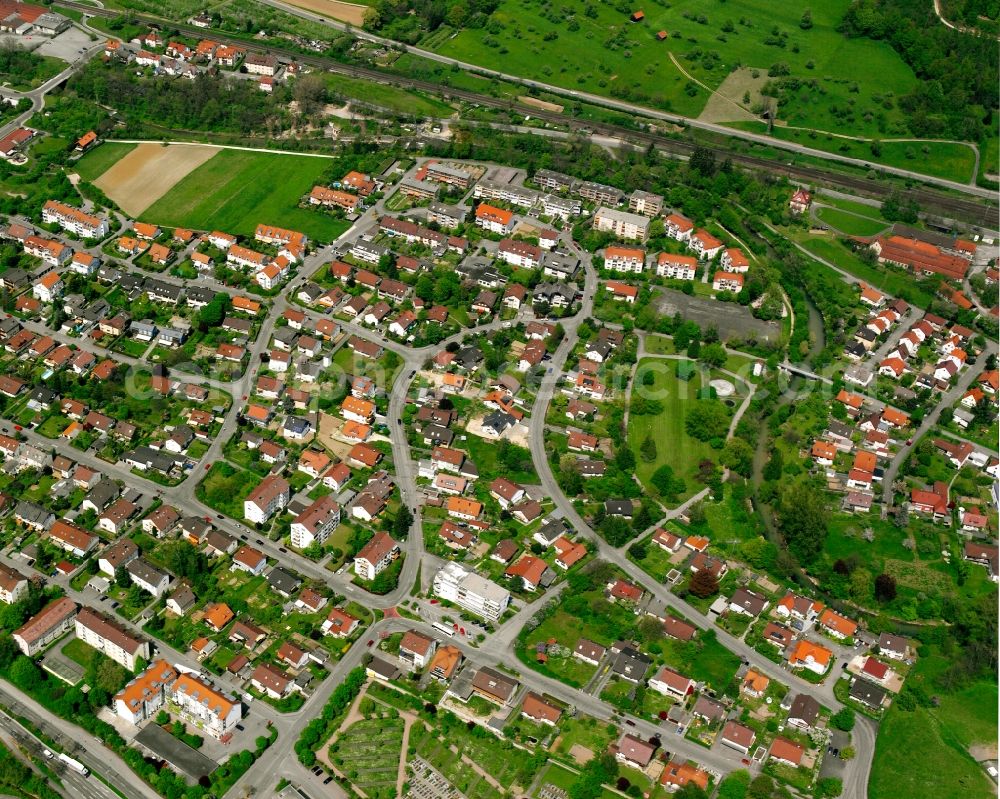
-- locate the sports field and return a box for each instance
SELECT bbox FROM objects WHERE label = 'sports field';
[424,0,917,137]
[139,148,350,242]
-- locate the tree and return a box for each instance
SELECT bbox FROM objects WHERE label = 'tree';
[689,146,716,177]
[651,464,685,500]
[393,506,413,538]
[115,565,131,589]
[685,400,730,441]
[292,74,327,116]
[874,573,897,602]
[840,746,856,760]
[639,433,657,462]
[627,540,648,560]
[721,438,754,477]
[636,615,663,643]
[689,568,719,598]
[198,292,230,330]
[761,447,783,482]
[779,483,829,563]
[814,778,843,798]
[739,537,777,570]
[849,569,873,602]
[699,342,727,368]
[830,707,855,732]
[799,9,813,28]
[675,783,710,799]
[717,771,750,799]
[9,656,40,691]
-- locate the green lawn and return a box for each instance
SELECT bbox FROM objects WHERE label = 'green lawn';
[870,704,993,799]
[196,461,260,520]
[73,142,137,182]
[61,638,97,668]
[627,358,726,505]
[324,73,454,118]
[140,149,352,242]
[816,195,888,220]
[759,127,977,183]
[427,0,917,138]
[795,236,934,307]
[814,206,890,237]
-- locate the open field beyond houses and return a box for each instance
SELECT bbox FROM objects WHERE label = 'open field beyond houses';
[284,0,370,25]
[93,142,218,216]
[137,148,350,242]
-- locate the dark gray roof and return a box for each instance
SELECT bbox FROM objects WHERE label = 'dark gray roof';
[266,567,301,597]
[611,647,651,682]
[848,679,887,708]
[788,693,820,725]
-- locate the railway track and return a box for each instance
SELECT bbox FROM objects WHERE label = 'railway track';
[60,1,998,227]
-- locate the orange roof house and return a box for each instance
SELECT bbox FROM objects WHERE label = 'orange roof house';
[133,222,160,239]
[819,608,858,639]
[76,131,97,150]
[741,669,769,696]
[787,639,833,673]
[203,602,234,631]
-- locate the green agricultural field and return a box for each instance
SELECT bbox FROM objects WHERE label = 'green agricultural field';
[428,0,917,137]
[73,142,137,182]
[814,207,890,237]
[140,149,351,242]
[627,358,731,505]
[324,73,454,117]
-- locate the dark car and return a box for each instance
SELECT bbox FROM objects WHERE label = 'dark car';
[366,639,374,647]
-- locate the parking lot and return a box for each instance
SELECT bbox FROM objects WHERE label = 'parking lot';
[33,28,95,63]
[652,287,781,343]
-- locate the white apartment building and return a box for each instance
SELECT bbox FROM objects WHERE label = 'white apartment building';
[290,495,341,549]
[41,200,109,239]
[114,661,242,741]
[656,253,698,280]
[75,607,150,670]
[593,207,650,241]
[243,474,290,524]
[354,532,399,581]
[432,563,511,621]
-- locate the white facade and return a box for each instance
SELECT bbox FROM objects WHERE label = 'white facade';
[432,563,510,621]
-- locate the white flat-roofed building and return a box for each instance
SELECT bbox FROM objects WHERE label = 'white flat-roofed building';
[593,207,649,241]
[432,562,510,621]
